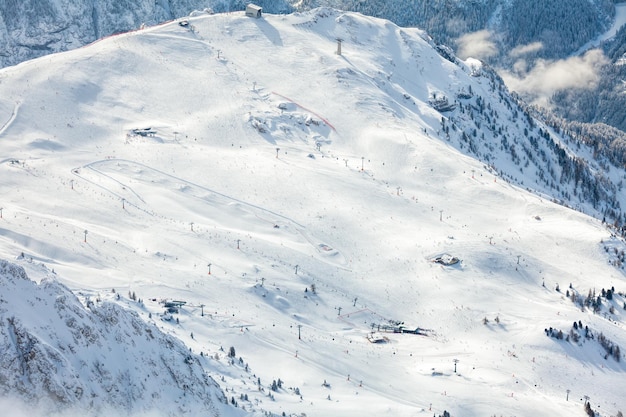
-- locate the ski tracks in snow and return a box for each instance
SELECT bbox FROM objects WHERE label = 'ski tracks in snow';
[70,159,348,260]
[0,101,20,137]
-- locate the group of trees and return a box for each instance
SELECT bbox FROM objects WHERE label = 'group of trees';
[597,332,621,361]
[545,326,565,340]
[500,0,613,61]
[566,285,622,314]
[552,22,626,133]
[270,378,283,392]
[547,318,622,362]
[513,94,626,225]
[444,63,625,226]
[603,243,626,268]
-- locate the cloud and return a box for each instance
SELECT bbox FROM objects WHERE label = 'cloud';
[509,41,543,58]
[455,30,498,60]
[500,49,608,108]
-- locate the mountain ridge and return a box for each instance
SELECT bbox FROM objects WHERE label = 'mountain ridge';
[0,259,230,416]
[3,0,626,137]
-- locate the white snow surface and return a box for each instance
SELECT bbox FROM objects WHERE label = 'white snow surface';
[0,8,624,417]
[0,260,231,417]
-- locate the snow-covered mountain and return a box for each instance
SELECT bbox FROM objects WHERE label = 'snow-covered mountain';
[0,7,625,417]
[0,0,614,69]
[4,0,626,136]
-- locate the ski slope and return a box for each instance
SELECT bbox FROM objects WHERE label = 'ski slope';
[0,8,624,417]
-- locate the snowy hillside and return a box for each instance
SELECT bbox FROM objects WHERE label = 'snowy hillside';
[0,8,625,417]
[5,0,626,141]
[0,260,230,416]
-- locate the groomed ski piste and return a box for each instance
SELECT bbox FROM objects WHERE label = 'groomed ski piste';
[0,7,625,417]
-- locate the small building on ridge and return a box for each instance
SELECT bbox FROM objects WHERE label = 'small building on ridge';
[245,4,262,18]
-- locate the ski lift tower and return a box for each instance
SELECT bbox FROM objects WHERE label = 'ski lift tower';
[336,38,343,56]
